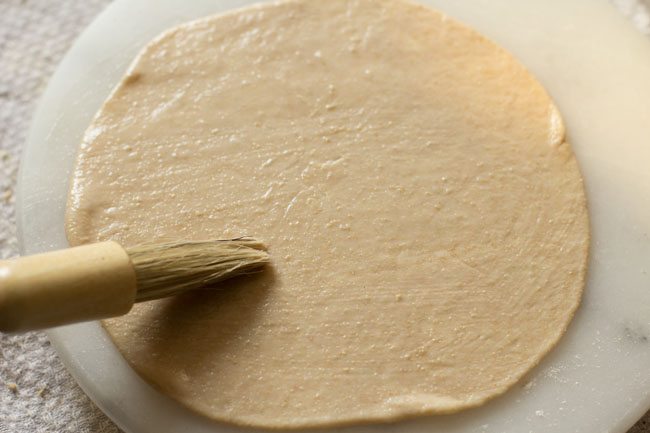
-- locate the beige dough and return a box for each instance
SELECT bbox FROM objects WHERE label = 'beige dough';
[65,0,589,428]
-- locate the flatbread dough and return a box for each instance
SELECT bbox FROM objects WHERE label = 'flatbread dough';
[65,0,589,428]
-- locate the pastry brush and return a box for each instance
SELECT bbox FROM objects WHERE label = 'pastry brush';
[0,238,269,333]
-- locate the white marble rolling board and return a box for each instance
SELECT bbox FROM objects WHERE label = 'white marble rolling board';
[15,0,650,432]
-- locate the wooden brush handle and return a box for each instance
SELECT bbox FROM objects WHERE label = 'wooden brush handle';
[0,241,137,333]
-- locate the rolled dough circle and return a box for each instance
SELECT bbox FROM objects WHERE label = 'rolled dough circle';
[65,0,589,428]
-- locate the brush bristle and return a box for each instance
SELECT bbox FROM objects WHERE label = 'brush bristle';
[126,238,270,302]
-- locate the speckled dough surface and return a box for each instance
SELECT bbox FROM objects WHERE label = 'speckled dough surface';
[65,0,589,428]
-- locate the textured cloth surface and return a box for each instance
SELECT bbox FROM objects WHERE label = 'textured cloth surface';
[0,1,649,432]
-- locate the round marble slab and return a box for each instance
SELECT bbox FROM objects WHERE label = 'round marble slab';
[16,0,650,432]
